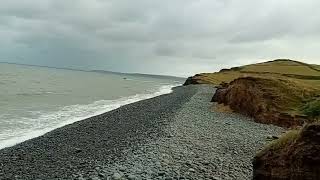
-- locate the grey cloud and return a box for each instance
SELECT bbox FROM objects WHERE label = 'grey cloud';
[0,0,319,77]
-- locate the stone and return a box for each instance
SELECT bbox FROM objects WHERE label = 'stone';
[89,176,100,180]
[210,176,221,180]
[202,161,210,166]
[266,135,279,140]
[167,134,174,138]
[127,174,136,180]
[111,173,122,180]
[118,166,126,172]
[75,148,82,153]
[185,161,192,166]
[233,151,238,155]
[158,171,166,176]
[199,167,207,172]
[98,173,105,178]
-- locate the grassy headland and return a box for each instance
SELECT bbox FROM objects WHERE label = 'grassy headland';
[185,59,320,126]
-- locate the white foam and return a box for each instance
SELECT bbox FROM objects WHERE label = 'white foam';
[0,84,179,149]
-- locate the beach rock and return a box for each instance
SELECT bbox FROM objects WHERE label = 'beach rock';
[111,173,122,180]
[75,148,82,153]
[118,166,126,172]
[188,168,196,172]
[253,123,320,179]
[98,173,105,178]
[158,171,166,176]
[266,135,279,141]
[211,176,221,180]
[90,177,100,180]
[127,174,136,180]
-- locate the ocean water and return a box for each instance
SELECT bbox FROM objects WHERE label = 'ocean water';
[0,63,183,149]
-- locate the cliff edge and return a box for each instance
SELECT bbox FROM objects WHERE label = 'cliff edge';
[184,59,320,128]
[253,123,320,179]
[211,76,317,128]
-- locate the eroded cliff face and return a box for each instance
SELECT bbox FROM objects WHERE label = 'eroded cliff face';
[211,77,309,128]
[183,74,210,86]
[253,123,320,180]
[183,75,201,86]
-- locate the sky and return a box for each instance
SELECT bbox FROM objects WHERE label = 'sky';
[0,0,320,77]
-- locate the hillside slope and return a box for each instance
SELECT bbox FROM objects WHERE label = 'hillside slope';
[184,59,320,127]
[184,59,320,87]
[212,76,317,127]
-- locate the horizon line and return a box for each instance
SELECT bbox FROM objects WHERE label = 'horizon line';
[0,61,186,79]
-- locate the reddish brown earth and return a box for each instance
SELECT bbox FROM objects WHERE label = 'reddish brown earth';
[211,77,309,128]
[253,123,320,180]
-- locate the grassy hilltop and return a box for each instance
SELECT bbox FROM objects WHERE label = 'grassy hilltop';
[185,59,320,125]
[186,59,320,88]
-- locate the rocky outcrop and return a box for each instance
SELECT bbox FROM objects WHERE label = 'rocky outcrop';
[212,77,309,128]
[183,74,207,86]
[253,123,320,179]
[183,75,201,86]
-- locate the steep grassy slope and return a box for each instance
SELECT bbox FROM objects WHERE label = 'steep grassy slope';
[212,76,318,127]
[313,64,320,71]
[240,60,320,76]
[185,59,320,87]
[185,59,320,126]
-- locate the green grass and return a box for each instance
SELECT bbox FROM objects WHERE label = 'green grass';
[193,59,320,118]
[302,100,320,119]
[196,59,320,85]
[256,129,300,157]
[240,59,320,76]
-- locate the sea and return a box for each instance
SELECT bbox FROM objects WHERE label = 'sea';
[0,63,183,149]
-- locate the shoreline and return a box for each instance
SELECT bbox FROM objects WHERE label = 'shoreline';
[0,85,283,179]
[0,85,197,179]
[0,84,179,150]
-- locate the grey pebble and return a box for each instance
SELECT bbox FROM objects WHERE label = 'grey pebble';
[111,173,122,180]
[127,174,136,180]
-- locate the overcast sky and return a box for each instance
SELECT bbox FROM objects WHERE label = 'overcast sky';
[0,0,319,77]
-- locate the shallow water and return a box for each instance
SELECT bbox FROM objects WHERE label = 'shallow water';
[0,63,183,149]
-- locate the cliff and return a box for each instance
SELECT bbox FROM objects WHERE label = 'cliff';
[211,76,317,128]
[253,123,320,179]
[184,59,320,128]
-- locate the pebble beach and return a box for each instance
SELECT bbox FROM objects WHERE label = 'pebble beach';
[0,85,283,180]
